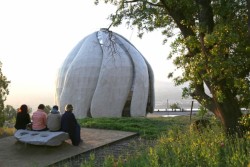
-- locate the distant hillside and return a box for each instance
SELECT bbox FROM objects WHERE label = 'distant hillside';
[154,80,200,109]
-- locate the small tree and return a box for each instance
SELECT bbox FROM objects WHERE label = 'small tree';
[197,105,208,119]
[44,105,51,114]
[169,102,181,111]
[0,62,10,127]
[3,105,17,124]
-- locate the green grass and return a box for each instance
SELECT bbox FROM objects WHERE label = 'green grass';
[79,116,193,139]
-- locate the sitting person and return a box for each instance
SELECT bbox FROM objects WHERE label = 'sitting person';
[47,105,61,131]
[61,104,82,146]
[14,104,31,130]
[32,104,48,131]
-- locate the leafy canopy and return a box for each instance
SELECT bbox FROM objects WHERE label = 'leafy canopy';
[0,62,10,126]
[94,0,250,109]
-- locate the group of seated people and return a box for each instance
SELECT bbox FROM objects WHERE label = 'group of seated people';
[14,103,82,146]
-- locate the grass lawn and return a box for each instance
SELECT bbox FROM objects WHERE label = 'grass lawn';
[78,115,195,139]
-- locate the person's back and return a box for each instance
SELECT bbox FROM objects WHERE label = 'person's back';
[61,111,76,132]
[47,105,61,131]
[61,104,82,146]
[32,104,48,131]
[15,104,31,130]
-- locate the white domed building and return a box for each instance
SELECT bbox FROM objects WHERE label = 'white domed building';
[55,28,155,118]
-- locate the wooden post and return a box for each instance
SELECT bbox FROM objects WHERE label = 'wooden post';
[190,101,194,123]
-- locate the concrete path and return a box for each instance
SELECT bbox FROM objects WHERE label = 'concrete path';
[0,128,137,167]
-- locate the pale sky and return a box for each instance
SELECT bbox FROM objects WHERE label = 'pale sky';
[0,0,190,111]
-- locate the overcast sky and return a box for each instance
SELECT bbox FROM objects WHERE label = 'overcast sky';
[0,0,190,110]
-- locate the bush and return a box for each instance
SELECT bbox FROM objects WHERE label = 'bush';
[239,113,250,138]
[0,127,15,138]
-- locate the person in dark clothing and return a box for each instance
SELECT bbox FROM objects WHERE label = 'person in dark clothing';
[61,104,82,146]
[14,104,31,130]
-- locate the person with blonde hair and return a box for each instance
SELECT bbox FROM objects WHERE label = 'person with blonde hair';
[61,104,82,146]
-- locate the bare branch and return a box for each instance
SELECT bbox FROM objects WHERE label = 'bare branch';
[124,0,164,7]
[124,0,139,2]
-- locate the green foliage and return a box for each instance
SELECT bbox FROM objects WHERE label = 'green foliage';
[239,113,250,128]
[150,127,249,167]
[197,105,208,119]
[0,62,10,127]
[239,113,250,136]
[169,102,181,111]
[81,153,96,167]
[0,112,4,127]
[3,105,17,124]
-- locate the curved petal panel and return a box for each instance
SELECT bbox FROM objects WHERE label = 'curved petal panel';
[90,30,133,117]
[115,35,149,116]
[59,32,103,118]
[55,37,86,106]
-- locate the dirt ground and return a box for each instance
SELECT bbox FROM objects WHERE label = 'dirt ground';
[0,128,137,167]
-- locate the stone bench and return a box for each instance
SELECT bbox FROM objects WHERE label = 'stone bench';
[14,129,69,146]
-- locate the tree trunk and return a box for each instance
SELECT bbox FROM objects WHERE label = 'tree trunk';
[193,82,244,136]
[209,91,244,136]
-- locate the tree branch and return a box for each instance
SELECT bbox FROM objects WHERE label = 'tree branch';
[247,0,250,42]
[160,0,197,58]
[124,0,164,7]
[196,0,214,33]
[160,0,195,38]
[124,0,140,2]
[191,83,215,111]
[196,0,214,58]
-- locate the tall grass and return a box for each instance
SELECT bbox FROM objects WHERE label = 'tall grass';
[152,127,249,167]
[81,116,250,167]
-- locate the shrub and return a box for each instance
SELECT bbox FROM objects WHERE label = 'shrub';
[0,127,15,138]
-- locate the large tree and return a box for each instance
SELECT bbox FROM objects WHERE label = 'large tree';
[0,62,10,127]
[95,0,250,135]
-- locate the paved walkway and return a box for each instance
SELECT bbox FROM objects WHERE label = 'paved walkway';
[0,128,137,167]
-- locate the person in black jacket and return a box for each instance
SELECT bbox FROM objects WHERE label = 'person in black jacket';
[14,104,31,130]
[61,104,82,146]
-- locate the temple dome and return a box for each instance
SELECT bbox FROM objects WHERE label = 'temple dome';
[55,29,155,118]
